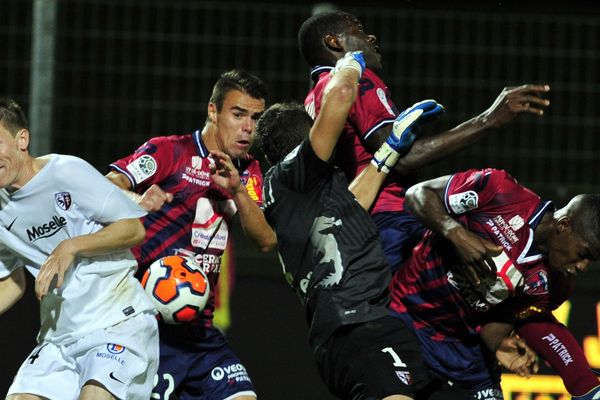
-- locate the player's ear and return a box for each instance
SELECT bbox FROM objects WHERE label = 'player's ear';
[556,216,571,234]
[207,103,218,124]
[324,33,344,52]
[16,129,29,151]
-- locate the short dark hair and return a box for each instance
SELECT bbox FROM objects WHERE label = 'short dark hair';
[255,102,313,165]
[209,69,267,113]
[0,98,28,135]
[570,194,600,260]
[298,10,356,67]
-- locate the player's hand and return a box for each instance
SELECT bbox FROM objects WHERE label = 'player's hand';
[331,51,366,77]
[139,184,173,212]
[35,240,76,300]
[480,84,550,128]
[446,226,502,286]
[372,99,444,174]
[495,334,539,378]
[209,150,242,194]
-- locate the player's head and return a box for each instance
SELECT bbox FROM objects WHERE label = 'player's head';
[544,194,600,276]
[255,102,313,165]
[298,10,382,72]
[206,69,267,159]
[0,98,31,189]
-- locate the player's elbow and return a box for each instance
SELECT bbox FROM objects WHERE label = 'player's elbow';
[404,185,420,214]
[257,234,277,254]
[128,218,146,246]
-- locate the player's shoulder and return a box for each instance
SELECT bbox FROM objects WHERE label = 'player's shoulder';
[49,153,94,171]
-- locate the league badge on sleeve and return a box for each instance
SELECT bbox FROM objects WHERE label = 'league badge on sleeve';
[126,155,157,184]
[55,192,72,210]
[448,190,478,214]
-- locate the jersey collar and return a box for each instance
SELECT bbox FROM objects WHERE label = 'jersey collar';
[517,200,555,264]
[192,129,245,169]
[310,66,333,84]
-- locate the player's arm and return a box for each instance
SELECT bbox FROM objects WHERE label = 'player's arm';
[364,84,550,174]
[0,268,26,315]
[35,218,146,300]
[480,321,539,378]
[405,177,502,284]
[209,150,276,253]
[515,318,600,397]
[350,99,443,209]
[106,171,173,212]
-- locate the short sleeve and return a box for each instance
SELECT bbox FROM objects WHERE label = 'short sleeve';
[57,156,146,224]
[444,169,519,215]
[108,137,174,192]
[0,246,25,279]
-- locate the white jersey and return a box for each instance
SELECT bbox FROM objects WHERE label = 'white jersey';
[0,154,155,345]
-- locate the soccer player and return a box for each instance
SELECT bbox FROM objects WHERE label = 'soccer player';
[0,98,158,400]
[250,49,444,399]
[106,70,276,400]
[299,10,551,272]
[389,168,600,399]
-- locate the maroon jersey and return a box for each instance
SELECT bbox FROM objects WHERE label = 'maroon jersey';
[109,131,263,327]
[389,168,572,341]
[305,67,410,214]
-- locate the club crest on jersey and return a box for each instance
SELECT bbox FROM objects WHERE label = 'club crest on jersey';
[509,215,525,230]
[55,192,72,210]
[523,270,549,295]
[448,190,478,214]
[395,371,412,385]
[126,155,157,183]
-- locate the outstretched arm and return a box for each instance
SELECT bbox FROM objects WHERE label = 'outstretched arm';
[35,218,145,300]
[106,171,173,212]
[364,84,550,174]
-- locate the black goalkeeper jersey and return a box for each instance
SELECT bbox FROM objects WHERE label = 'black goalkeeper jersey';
[263,139,391,350]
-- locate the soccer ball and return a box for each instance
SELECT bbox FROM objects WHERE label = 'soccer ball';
[141,255,210,324]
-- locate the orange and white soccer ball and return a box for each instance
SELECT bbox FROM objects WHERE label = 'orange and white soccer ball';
[141,255,210,324]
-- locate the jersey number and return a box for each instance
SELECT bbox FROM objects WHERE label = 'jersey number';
[28,344,48,364]
[381,347,407,367]
[151,373,175,400]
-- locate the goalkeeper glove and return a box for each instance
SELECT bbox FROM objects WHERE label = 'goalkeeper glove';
[331,51,366,77]
[372,99,444,174]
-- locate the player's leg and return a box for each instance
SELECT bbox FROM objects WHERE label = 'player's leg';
[7,342,79,400]
[73,312,159,400]
[316,315,435,400]
[78,381,117,400]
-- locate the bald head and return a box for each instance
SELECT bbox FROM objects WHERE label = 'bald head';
[557,194,600,260]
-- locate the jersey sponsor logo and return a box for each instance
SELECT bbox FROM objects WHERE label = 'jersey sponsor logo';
[376,87,395,116]
[395,371,412,385]
[26,215,67,242]
[541,332,574,366]
[311,216,344,288]
[210,363,251,383]
[448,191,478,214]
[184,156,211,185]
[523,270,549,295]
[485,219,514,251]
[305,97,316,119]
[107,343,126,354]
[54,192,72,210]
[508,215,525,230]
[491,215,520,245]
[126,155,157,184]
[475,387,503,400]
[243,175,261,203]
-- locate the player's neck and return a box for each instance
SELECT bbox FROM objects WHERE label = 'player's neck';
[200,123,222,153]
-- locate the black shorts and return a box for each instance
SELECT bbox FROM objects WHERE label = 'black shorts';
[315,315,434,400]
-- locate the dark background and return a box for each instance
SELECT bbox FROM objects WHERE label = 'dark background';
[1,1,599,398]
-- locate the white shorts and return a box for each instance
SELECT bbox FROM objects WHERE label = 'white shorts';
[8,312,159,400]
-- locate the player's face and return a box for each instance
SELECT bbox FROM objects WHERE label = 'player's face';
[339,18,382,72]
[212,89,265,160]
[0,123,28,190]
[546,230,594,277]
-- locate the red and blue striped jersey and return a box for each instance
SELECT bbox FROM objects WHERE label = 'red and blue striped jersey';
[110,131,263,328]
[305,67,414,214]
[389,168,572,342]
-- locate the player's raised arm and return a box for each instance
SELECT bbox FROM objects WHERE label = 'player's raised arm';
[0,268,26,315]
[309,51,364,162]
[363,84,550,174]
[106,171,173,212]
